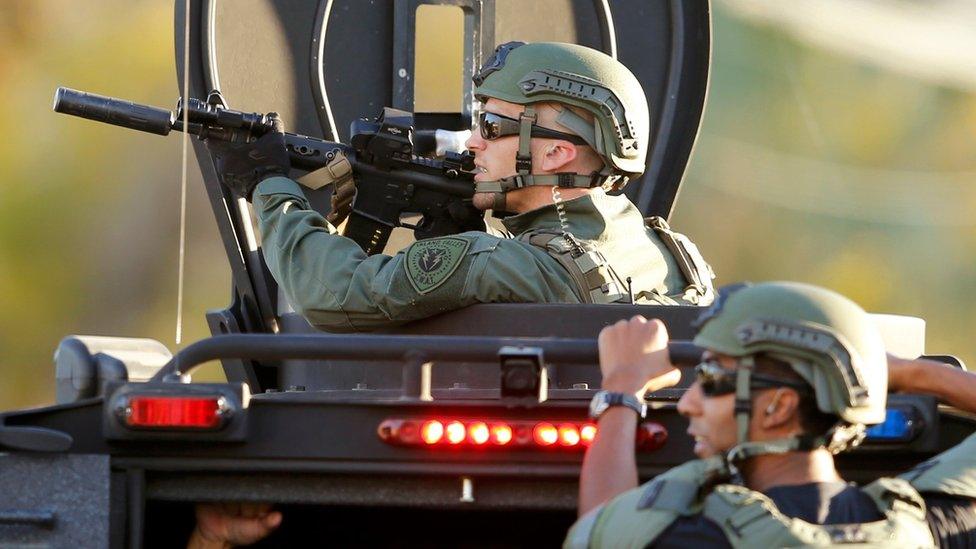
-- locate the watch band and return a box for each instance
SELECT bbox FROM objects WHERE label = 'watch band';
[589,390,647,419]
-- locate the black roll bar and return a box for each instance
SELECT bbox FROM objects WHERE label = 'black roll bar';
[151,334,703,382]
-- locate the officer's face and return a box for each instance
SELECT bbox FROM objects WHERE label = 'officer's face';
[466,98,533,210]
[677,352,739,458]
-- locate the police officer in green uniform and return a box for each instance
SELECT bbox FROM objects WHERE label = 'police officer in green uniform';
[205,41,714,333]
[567,282,976,548]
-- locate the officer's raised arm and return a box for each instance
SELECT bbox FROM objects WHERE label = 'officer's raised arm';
[577,316,681,517]
[888,354,976,414]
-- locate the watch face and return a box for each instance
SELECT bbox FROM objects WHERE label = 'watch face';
[589,391,610,419]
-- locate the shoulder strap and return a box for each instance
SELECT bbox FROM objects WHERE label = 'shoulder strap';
[645,216,715,305]
[704,486,814,548]
[900,432,976,499]
[861,477,938,547]
[519,230,628,304]
[862,477,928,521]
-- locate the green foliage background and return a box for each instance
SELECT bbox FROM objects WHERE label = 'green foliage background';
[0,1,228,408]
[0,1,973,410]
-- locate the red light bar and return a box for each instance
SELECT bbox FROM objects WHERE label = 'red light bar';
[421,420,444,444]
[378,418,667,452]
[533,423,558,446]
[491,424,513,445]
[580,424,597,444]
[558,424,581,446]
[445,421,466,444]
[123,396,227,429]
[468,422,490,445]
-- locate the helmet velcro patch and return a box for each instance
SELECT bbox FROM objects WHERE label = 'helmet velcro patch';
[518,69,637,154]
[734,319,869,405]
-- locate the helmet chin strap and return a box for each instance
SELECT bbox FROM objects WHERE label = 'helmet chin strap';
[474,104,617,199]
[722,356,831,483]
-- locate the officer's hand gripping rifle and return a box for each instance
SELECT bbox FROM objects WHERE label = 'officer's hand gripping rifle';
[53,87,485,254]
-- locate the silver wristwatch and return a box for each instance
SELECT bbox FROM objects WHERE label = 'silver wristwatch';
[588,390,647,420]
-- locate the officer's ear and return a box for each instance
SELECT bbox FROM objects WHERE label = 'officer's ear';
[759,388,801,431]
[538,140,578,173]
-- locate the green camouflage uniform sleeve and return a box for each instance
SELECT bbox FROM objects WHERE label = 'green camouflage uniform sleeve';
[252,177,581,332]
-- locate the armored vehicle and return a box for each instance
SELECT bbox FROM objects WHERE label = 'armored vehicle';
[1,1,973,547]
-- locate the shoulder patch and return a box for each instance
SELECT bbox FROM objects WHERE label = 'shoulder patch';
[405,237,471,294]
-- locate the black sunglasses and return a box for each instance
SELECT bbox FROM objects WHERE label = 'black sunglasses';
[477,111,589,145]
[694,360,810,397]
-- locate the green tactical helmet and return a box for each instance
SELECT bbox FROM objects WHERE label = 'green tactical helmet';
[473,41,650,178]
[692,282,888,426]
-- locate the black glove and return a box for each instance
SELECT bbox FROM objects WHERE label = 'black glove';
[206,113,290,200]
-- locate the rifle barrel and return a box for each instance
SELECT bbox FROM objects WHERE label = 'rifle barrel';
[53,87,175,136]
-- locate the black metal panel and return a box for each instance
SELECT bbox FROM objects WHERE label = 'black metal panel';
[279,303,705,391]
[315,0,395,142]
[384,302,704,338]
[0,454,110,547]
[149,472,579,509]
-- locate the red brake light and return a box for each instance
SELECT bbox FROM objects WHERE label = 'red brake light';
[125,396,225,429]
[533,423,558,446]
[421,420,444,444]
[445,421,466,444]
[491,424,513,445]
[558,424,580,446]
[378,418,667,452]
[580,424,597,445]
[468,422,490,445]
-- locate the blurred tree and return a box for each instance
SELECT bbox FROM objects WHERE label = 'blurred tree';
[0,1,228,408]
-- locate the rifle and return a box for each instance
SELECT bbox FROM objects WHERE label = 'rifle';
[52,87,485,255]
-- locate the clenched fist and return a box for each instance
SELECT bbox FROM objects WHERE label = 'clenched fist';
[597,316,681,398]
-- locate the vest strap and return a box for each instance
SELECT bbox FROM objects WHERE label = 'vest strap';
[645,216,715,304]
[519,230,627,304]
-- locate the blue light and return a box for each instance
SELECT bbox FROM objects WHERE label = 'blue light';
[865,408,914,441]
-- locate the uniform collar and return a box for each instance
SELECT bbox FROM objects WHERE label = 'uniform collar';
[500,189,636,239]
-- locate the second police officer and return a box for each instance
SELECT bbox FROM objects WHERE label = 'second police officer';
[568,282,976,548]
